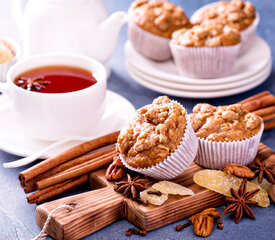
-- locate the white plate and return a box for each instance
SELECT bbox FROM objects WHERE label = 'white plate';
[126,61,272,98]
[124,36,271,85]
[0,90,135,158]
[126,58,272,92]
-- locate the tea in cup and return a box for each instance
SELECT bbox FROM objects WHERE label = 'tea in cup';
[1,53,107,141]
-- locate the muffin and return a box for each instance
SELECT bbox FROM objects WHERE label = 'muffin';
[170,23,241,78]
[128,0,192,61]
[0,38,19,82]
[191,0,259,54]
[117,96,198,179]
[189,103,263,169]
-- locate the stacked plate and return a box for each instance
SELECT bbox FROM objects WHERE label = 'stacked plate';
[125,36,272,98]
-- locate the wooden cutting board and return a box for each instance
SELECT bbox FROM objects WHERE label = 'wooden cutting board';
[36,162,225,240]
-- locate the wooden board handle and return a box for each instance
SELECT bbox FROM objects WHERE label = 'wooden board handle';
[36,187,124,240]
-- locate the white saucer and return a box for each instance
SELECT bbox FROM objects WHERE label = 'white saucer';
[126,61,272,98]
[124,36,271,85]
[126,57,272,92]
[0,90,135,158]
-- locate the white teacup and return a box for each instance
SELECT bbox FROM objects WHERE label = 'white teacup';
[0,53,107,141]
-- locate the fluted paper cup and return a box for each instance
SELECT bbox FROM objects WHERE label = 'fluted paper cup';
[195,123,264,169]
[0,37,21,82]
[170,42,241,78]
[120,107,198,180]
[128,20,172,61]
[239,12,259,55]
[191,5,260,56]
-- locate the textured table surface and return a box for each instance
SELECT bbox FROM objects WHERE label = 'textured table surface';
[0,0,274,239]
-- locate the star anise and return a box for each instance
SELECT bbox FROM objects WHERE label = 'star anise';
[114,174,147,199]
[223,179,259,224]
[14,76,50,91]
[248,158,275,184]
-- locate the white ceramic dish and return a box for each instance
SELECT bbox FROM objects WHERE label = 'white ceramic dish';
[127,57,271,91]
[124,36,271,85]
[3,53,107,141]
[126,60,272,98]
[0,90,135,158]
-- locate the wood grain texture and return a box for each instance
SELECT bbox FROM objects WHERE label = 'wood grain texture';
[36,162,225,240]
[36,142,275,239]
[36,187,125,240]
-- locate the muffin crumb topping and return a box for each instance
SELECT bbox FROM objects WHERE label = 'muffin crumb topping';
[129,0,192,38]
[193,0,256,31]
[189,103,262,141]
[171,24,241,47]
[117,96,187,168]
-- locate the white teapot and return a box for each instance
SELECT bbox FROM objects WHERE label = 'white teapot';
[14,0,127,63]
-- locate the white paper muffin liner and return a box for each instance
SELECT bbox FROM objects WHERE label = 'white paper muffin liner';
[120,105,198,180]
[0,37,21,82]
[195,123,264,169]
[128,20,172,61]
[190,5,260,56]
[170,42,241,78]
[239,12,259,55]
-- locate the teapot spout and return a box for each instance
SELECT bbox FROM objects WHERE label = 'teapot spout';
[98,11,127,63]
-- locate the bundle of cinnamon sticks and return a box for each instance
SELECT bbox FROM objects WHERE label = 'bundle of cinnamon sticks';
[18,91,275,204]
[18,131,120,204]
[238,91,275,130]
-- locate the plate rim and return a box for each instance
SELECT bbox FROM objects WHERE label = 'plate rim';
[127,62,272,98]
[124,36,271,85]
[126,58,272,91]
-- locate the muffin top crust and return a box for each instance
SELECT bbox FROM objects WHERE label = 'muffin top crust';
[129,0,192,38]
[171,24,241,47]
[189,103,262,141]
[116,96,187,168]
[192,0,256,31]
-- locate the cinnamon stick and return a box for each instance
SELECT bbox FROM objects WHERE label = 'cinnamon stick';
[264,120,275,131]
[253,105,275,117]
[35,151,116,190]
[60,151,116,174]
[18,131,120,185]
[257,143,274,160]
[242,95,275,112]
[262,113,275,122]
[22,147,116,193]
[255,143,275,170]
[238,91,270,104]
[27,174,88,204]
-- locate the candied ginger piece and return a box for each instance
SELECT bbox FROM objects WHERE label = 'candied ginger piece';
[250,177,272,195]
[140,187,168,206]
[152,181,194,196]
[193,170,270,207]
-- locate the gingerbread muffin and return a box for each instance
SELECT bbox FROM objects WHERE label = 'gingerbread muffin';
[170,23,241,78]
[191,0,259,54]
[117,96,198,179]
[128,0,192,61]
[190,103,263,169]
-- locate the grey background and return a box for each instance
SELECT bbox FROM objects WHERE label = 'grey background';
[0,0,274,239]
